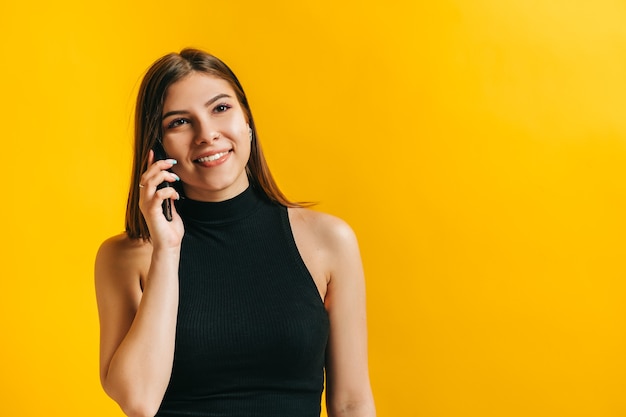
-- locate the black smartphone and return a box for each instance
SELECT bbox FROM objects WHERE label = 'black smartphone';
[153,140,173,222]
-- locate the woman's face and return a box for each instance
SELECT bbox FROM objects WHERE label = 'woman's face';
[161,72,251,201]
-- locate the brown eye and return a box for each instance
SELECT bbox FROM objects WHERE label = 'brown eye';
[167,118,189,129]
[213,104,231,113]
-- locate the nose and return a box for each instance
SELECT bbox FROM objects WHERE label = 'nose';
[194,119,220,145]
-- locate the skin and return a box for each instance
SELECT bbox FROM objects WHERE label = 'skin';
[95,72,375,417]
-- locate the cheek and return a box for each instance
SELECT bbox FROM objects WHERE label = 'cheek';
[162,136,196,164]
[229,119,248,139]
[162,145,189,176]
[170,164,181,176]
[239,125,250,142]
[162,140,182,159]
[226,110,249,137]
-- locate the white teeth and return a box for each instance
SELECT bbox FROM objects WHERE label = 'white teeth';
[197,152,228,162]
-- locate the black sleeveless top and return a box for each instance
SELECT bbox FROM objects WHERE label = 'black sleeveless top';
[155,187,330,417]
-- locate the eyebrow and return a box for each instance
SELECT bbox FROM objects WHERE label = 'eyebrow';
[162,93,233,120]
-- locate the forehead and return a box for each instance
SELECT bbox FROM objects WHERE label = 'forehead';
[163,72,236,110]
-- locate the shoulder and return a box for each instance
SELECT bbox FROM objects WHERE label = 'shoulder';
[96,233,152,265]
[288,208,361,272]
[95,233,152,286]
[289,207,357,243]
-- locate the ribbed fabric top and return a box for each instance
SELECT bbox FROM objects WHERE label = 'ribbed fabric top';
[155,187,330,417]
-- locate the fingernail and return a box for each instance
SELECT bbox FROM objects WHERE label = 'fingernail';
[170,173,180,181]
[166,159,177,165]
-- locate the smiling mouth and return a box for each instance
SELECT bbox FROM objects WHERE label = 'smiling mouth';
[195,151,230,163]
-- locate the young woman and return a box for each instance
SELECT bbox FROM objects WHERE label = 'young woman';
[95,48,375,417]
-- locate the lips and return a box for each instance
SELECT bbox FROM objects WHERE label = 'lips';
[195,151,230,163]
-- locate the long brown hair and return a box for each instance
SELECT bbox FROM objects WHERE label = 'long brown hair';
[125,48,306,240]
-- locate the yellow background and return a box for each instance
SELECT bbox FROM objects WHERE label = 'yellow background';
[1,1,625,416]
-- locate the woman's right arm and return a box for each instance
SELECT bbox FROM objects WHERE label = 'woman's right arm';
[95,237,179,417]
[95,155,183,417]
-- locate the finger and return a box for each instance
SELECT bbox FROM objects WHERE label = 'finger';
[145,159,178,181]
[159,171,180,185]
[155,186,181,202]
[140,162,178,190]
[140,173,178,194]
[141,186,180,219]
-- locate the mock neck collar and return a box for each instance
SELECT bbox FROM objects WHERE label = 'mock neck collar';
[175,186,262,225]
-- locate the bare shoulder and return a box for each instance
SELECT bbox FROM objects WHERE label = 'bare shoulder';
[95,233,152,287]
[289,207,358,245]
[288,208,361,283]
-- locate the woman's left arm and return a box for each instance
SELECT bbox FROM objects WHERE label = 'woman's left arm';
[323,217,376,417]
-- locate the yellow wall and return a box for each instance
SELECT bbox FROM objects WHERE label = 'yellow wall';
[1,1,625,416]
